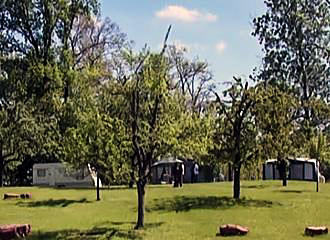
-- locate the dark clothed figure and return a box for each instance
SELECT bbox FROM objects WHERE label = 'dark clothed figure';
[160,167,166,182]
[178,163,183,187]
[173,163,178,187]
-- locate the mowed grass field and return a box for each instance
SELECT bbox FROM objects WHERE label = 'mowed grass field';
[1,181,330,240]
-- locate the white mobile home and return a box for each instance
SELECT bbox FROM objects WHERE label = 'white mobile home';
[33,163,101,188]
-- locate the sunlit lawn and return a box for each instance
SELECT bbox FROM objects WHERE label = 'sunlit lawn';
[1,181,330,239]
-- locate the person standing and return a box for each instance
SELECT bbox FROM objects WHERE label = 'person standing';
[173,163,178,187]
[178,163,184,187]
[193,162,199,183]
[191,162,195,183]
[160,167,166,182]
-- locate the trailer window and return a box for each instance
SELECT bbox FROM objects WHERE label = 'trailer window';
[37,169,46,177]
[58,168,69,177]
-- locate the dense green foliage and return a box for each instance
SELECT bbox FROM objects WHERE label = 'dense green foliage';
[251,0,330,186]
[0,0,102,186]
[253,86,299,186]
[252,0,330,106]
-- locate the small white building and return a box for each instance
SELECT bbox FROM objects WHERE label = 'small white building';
[33,163,101,188]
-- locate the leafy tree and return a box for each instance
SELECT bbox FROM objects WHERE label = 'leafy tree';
[106,42,215,188]
[64,110,129,200]
[309,129,330,185]
[214,78,257,199]
[167,45,215,114]
[253,86,299,186]
[0,101,36,187]
[71,15,128,69]
[0,0,106,104]
[110,40,213,228]
[252,0,330,126]
[310,129,330,182]
[62,66,130,199]
[309,130,330,163]
[0,0,130,186]
[0,57,52,186]
[0,0,99,168]
[0,0,99,57]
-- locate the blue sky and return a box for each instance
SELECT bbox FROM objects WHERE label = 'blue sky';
[100,0,266,88]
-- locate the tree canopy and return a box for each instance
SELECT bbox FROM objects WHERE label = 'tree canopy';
[252,0,330,124]
[214,78,257,198]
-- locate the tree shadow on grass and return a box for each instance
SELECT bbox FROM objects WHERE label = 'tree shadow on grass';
[241,184,268,189]
[16,198,91,208]
[27,227,142,240]
[146,196,281,213]
[26,222,164,240]
[107,221,164,229]
[273,190,304,194]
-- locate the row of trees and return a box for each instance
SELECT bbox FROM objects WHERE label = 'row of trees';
[0,0,330,229]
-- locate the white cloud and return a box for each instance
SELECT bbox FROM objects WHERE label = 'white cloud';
[204,13,218,22]
[171,40,206,53]
[155,5,218,23]
[216,41,227,54]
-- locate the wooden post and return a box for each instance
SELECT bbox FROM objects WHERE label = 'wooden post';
[316,160,319,193]
[155,166,158,184]
[262,164,265,180]
[96,172,100,201]
[302,163,305,180]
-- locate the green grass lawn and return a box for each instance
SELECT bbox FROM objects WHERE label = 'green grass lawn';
[1,181,330,240]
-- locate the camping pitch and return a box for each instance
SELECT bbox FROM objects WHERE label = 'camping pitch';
[33,163,101,188]
[263,157,324,182]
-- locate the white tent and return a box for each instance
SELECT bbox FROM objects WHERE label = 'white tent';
[151,157,183,184]
[263,157,320,181]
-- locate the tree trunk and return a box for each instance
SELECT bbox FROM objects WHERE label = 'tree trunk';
[233,164,241,199]
[316,160,319,192]
[228,163,233,181]
[129,171,134,188]
[0,145,3,187]
[0,159,3,187]
[279,160,287,187]
[135,179,146,229]
[96,172,100,201]
[282,172,287,186]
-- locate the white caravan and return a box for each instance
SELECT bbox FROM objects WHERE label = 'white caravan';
[33,163,101,187]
